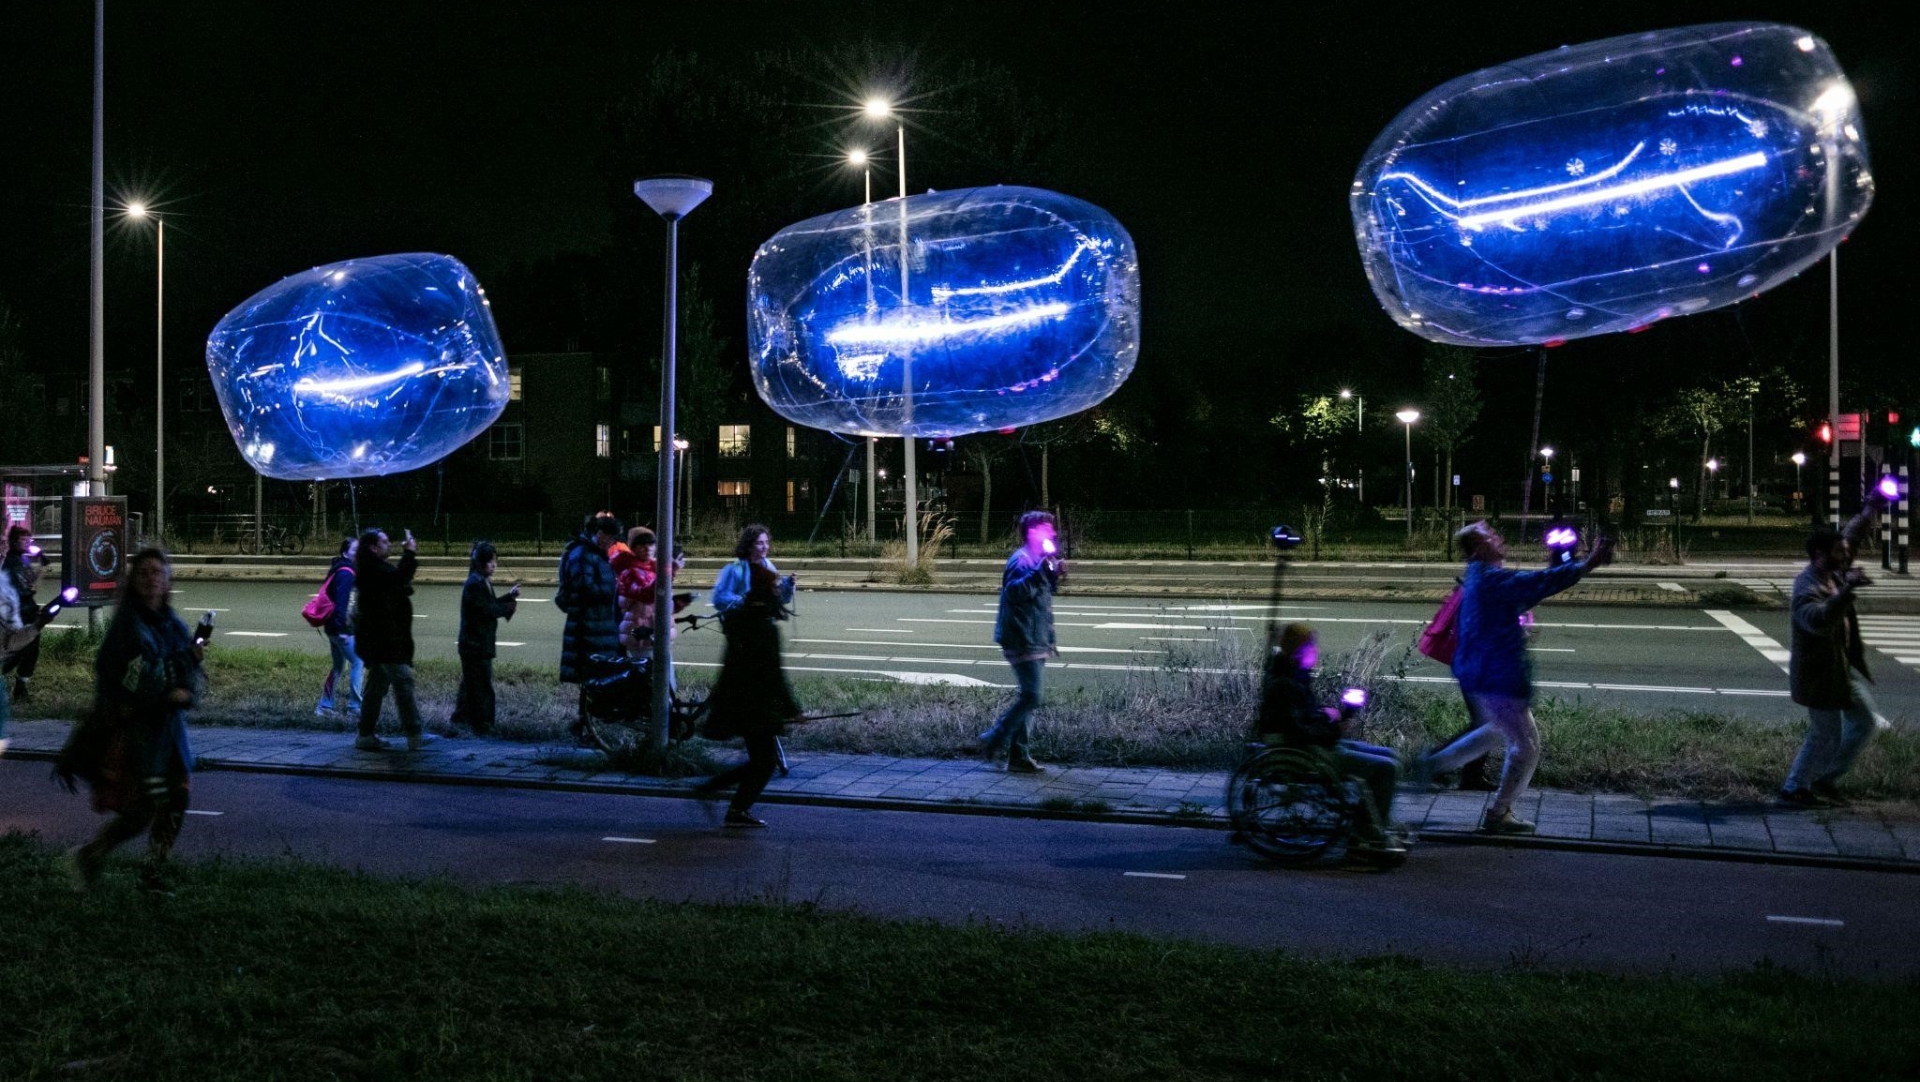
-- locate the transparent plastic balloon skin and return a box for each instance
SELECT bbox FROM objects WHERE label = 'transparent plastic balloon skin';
[205,253,509,481]
[1352,23,1873,347]
[748,185,1140,439]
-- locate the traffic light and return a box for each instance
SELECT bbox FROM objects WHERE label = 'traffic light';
[1909,425,1919,448]
[1818,421,1833,444]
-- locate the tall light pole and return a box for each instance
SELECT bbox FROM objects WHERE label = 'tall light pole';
[1792,451,1807,512]
[1396,409,1420,545]
[865,95,917,568]
[673,435,691,527]
[1540,446,1554,516]
[1340,388,1364,503]
[634,175,712,753]
[127,203,163,541]
[849,147,878,544]
[89,0,105,502]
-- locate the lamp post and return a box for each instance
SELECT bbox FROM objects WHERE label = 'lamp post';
[849,148,878,544]
[673,436,691,526]
[126,202,163,542]
[865,95,917,568]
[1340,388,1364,503]
[1791,451,1806,513]
[634,174,712,753]
[1396,409,1420,545]
[1540,446,1554,516]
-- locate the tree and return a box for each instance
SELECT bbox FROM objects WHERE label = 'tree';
[1661,382,1740,521]
[961,435,1016,542]
[1420,346,1482,511]
[1272,394,1360,495]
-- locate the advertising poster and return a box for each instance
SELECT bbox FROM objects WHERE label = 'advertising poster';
[63,495,128,605]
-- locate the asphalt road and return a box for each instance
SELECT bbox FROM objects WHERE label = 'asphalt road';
[4,762,1911,978]
[45,581,1920,722]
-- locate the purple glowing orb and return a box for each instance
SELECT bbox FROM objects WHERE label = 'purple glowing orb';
[1340,687,1368,708]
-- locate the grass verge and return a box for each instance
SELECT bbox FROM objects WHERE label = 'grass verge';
[22,635,1920,806]
[1,834,1912,1082]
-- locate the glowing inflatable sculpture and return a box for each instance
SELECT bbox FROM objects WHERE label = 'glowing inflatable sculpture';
[748,185,1139,438]
[205,253,509,480]
[1351,23,1873,347]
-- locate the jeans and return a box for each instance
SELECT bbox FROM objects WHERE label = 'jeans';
[320,632,364,711]
[1786,671,1880,791]
[1336,739,1400,837]
[1423,693,1540,816]
[360,662,422,738]
[981,657,1045,763]
[452,653,496,734]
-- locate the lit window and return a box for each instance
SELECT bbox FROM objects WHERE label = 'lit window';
[509,368,523,401]
[785,479,796,512]
[786,426,797,458]
[718,424,751,457]
[489,423,525,461]
[652,425,662,452]
[716,480,751,497]
[595,424,611,458]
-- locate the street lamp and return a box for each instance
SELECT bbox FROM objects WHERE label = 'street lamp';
[1340,388,1364,503]
[126,201,163,541]
[1540,446,1554,516]
[673,436,691,526]
[634,174,713,752]
[864,94,918,567]
[1396,409,1420,544]
[848,147,878,544]
[1791,451,1806,511]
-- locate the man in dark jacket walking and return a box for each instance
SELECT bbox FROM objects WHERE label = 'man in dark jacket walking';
[979,510,1060,774]
[353,527,426,751]
[452,540,518,735]
[1781,490,1890,806]
[556,514,621,743]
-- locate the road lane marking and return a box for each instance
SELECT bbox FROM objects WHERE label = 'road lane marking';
[226,632,288,638]
[1658,582,1685,592]
[185,809,224,816]
[1702,610,1791,672]
[1766,915,1843,927]
[793,638,1161,655]
[845,627,913,633]
[1144,637,1219,642]
[1528,647,1575,652]
[497,641,526,647]
[1123,872,1187,880]
[602,836,656,844]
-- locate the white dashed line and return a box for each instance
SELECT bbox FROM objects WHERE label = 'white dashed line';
[185,809,224,817]
[602,836,656,844]
[1766,915,1844,927]
[226,632,288,638]
[497,641,525,647]
[845,627,913,633]
[1123,872,1187,880]
[1658,582,1686,592]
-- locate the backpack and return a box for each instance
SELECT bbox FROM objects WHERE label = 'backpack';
[1416,585,1463,667]
[301,570,341,628]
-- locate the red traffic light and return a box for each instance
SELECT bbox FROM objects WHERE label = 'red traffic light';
[1818,422,1833,444]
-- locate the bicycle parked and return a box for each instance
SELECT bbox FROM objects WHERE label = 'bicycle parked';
[577,612,719,758]
[237,522,305,556]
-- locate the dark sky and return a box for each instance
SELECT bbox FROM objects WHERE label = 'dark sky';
[2,1,1912,426]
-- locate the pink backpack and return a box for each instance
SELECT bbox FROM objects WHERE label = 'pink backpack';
[301,570,340,628]
[1416,586,1462,667]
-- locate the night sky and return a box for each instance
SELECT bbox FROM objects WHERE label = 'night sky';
[2,1,1913,501]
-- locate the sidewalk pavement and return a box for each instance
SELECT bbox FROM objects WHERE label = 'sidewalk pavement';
[7,719,1915,871]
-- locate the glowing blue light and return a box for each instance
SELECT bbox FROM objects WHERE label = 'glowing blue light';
[747,185,1140,438]
[1352,22,1873,347]
[205,253,509,480]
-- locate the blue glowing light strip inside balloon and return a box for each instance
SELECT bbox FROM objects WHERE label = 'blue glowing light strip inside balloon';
[823,303,1072,346]
[292,360,427,396]
[1379,148,1770,231]
[929,240,1094,301]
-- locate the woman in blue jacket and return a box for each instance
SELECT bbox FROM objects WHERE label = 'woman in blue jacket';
[1417,521,1612,834]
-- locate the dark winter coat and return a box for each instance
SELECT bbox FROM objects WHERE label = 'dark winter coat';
[555,536,618,683]
[993,548,1058,658]
[56,601,202,813]
[457,572,517,658]
[1789,508,1876,709]
[703,579,800,741]
[322,556,356,637]
[353,549,418,665]
[1256,659,1340,748]
[1451,557,1588,700]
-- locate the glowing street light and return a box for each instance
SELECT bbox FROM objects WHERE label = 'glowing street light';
[847,147,877,543]
[1339,388,1364,502]
[1396,409,1420,544]
[1791,450,1807,507]
[125,201,165,541]
[864,93,920,565]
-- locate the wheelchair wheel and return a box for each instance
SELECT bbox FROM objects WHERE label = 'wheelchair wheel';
[1227,747,1349,866]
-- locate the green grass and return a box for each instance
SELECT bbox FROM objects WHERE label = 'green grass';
[22,637,1920,806]
[2,834,1913,1082]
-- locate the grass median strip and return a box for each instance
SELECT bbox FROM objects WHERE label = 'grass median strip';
[24,634,1920,806]
[1,834,1913,1082]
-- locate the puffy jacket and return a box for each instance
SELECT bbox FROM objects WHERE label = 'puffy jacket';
[555,536,617,683]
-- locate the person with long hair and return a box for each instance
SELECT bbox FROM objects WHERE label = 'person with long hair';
[314,536,362,716]
[557,513,622,743]
[56,547,204,893]
[697,525,800,827]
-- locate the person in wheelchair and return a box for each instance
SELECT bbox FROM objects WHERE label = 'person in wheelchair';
[1257,623,1406,858]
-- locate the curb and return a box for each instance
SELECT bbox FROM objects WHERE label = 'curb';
[11,747,1911,875]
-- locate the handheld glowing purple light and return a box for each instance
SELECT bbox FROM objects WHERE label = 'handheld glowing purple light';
[1340,687,1368,708]
[1545,526,1579,549]
[62,587,79,603]
[1040,538,1057,555]
[25,544,41,557]
[1877,476,1900,500]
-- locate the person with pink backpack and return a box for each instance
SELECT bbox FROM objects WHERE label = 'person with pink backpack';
[307,538,362,717]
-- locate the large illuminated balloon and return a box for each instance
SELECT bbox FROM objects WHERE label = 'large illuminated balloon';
[747,185,1139,438]
[1352,23,1873,347]
[205,253,509,480]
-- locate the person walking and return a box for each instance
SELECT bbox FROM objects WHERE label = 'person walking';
[1780,489,1892,807]
[1415,520,1613,834]
[4,525,46,704]
[315,537,363,717]
[1258,623,1405,861]
[353,527,427,751]
[0,563,24,759]
[54,547,203,894]
[979,510,1060,774]
[697,526,800,828]
[451,540,518,736]
[556,513,621,744]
